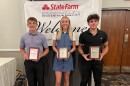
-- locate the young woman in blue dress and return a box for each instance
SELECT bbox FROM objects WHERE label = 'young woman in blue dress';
[52,16,76,86]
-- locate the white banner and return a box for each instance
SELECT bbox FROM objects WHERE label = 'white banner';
[24,0,100,46]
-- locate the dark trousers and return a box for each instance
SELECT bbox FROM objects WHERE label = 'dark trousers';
[79,59,103,86]
[24,58,45,86]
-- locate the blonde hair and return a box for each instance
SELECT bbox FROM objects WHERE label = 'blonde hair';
[56,16,73,41]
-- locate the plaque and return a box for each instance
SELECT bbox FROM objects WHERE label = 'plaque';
[29,48,39,60]
[58,48,68,59]
[89,46,100,59]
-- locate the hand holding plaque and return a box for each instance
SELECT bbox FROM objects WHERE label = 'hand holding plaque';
[58,48,68,59]
[89,46,100,59]
[29,48,39,60]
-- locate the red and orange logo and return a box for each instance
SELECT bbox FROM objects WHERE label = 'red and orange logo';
[42,4,79,10]
[42,4,50,10]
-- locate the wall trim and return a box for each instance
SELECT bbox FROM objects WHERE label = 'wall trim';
[0,49,19,51]
[102,7,130,11]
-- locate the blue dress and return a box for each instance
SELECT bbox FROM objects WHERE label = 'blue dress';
[53,32,74,72]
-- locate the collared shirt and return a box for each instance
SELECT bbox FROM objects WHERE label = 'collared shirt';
[79,28,108,54]
[20,31,48,56]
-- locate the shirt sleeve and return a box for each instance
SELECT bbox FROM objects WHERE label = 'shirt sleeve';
[103,32,108,43]
[42,36,48,48]
[72,32,76,41]
[20,36,25,49]
[79,33,84,44]
[52,32,57,40]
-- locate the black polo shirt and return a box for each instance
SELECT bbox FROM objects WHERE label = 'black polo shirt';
[79,28,108,54]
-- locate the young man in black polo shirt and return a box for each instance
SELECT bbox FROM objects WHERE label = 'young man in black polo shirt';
[78,13,108,86]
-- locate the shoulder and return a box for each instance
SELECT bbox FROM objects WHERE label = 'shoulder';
[21,32,29,39]
[23,32,29,36]
[98,30,108,40]
[80,31,88,36]
[38,32,47,39]
[99,30,107,35]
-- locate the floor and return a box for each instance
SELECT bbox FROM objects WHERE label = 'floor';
[15,74,130,86]
[102,74,130,86]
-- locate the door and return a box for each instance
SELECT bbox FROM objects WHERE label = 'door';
[121,11,130,73]
[101,10,130,73]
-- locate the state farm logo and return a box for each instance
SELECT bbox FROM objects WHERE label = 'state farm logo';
[42,4,79,10]
[42,4,50,10]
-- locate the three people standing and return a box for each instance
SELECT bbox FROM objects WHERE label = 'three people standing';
[20,13,108,86]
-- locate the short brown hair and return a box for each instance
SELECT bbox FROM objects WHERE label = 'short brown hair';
[27,17,37,23]
[87,13,100,23]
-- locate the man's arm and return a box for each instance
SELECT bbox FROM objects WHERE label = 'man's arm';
[78,43,92,61]
[78,43,84,55]
[100,41,109,60]
[39,48,49,59]
[20,48,29,60]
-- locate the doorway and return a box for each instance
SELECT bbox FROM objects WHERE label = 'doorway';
[101,10,130,73]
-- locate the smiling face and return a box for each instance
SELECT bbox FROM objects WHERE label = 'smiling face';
[87,14,100,30]
[88,19,99,29]
[27,20,37,32]
[60,17,70,31]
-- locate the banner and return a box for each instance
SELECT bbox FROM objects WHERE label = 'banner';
[24,0,100,45]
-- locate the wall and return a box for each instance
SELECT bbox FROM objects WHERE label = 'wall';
[0,0,25,50]
[0,0,25,73]
[102,0,130,8]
